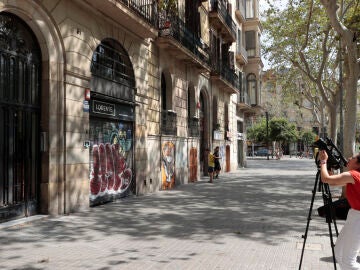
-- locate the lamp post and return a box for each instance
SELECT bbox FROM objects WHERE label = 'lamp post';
[266,111,269,160]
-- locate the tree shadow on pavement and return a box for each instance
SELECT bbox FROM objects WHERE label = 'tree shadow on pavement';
[0,158,339,269]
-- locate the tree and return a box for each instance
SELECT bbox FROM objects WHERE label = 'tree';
[269,118,299,149]
[320,0,360,157]
[301,130,317,151]
[262,1,340,140]
[262,0,359,157]
[247,119,267,142]
[247,117,299,153]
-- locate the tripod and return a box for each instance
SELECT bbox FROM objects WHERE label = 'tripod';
[298,169,339,270]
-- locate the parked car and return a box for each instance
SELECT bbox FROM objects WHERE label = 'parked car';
[255,149,269,156]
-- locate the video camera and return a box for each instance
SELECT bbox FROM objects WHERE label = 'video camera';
[313,137,348,170]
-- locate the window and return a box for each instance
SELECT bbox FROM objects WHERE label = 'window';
[247,73,257,105]
[213,97,218,128]
[245,31,255,57]
[91,40,135,88]
[161,73,167,111]
[245,0,254,18]
[237,29,242,54]
[237,121,244,133]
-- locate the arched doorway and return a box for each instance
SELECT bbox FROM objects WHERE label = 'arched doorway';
[0,12,42,221]
[199,90,209,175]
[187,83,197,182]
[226,145,230,172]
[89,39,136,206]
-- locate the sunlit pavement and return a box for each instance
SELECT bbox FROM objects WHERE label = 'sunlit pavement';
[0,157,343,270]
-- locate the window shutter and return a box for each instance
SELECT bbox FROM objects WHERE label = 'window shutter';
[228,51,234,71]
[245,31,255,49]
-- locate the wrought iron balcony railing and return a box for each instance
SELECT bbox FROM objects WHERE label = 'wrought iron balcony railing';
[211,60,240,92]
[117,0,158,27]
[159,13,210,66]
[161,110,177,135]
[210,0,237,39]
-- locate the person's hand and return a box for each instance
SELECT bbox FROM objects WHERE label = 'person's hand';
[319,150,328,163]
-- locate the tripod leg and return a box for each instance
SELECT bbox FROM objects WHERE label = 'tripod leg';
[299,171,320,270]
[327,216,338,270]
[325,184,339,237]
[323,183,338,270]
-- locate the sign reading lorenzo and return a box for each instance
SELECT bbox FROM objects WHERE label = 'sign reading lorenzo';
[92,100,115,116]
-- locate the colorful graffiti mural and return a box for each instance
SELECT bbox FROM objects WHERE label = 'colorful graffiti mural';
[89,120,133,205]
[161,141,175,189]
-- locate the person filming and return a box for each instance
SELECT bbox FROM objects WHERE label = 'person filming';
[319,150,360,270]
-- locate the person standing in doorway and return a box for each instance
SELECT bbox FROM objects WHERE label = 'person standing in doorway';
[214,146,221,179]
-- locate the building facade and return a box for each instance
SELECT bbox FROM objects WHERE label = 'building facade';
[0,0,262,222]
[261,69,320,154]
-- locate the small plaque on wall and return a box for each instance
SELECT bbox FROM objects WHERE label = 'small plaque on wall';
[213,130,222,140]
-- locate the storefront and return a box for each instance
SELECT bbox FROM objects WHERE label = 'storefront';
[89,39,136,206]
[89,98,134,206]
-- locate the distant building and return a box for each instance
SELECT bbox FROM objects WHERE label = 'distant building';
[261,69,320,154]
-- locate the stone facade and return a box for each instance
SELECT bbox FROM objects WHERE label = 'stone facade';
[0,0,263,221]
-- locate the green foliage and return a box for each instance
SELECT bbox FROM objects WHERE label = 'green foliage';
[262,0,337,73]
[247,119,267,142]
[269,117,299,143]
[301,130,317,147]
[158,0,178,15]
[247,117,298,145]
[343,1,360,32]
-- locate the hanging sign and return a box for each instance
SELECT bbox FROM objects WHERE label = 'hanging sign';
[84,88,91,100]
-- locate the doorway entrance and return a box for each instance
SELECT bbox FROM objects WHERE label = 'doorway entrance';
[0,13,42,221]
[226,145,230,172]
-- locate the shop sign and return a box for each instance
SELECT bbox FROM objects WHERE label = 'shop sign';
[92,100,115,116]
[237,132,245,140]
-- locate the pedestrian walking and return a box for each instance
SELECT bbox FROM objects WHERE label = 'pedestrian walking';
[319,150,360,270]
[207,148,215,183]
[214,146,221,178]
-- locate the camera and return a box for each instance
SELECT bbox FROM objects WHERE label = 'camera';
[313,137,348,170]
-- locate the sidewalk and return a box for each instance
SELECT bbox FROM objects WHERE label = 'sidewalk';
[0,157,343,270]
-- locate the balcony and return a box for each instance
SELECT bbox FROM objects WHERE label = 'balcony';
[243,17,263,32]
[156,14,210,73]
[235,0,246,23]
[188,117,200,137]
[209,1,237,43]
[161,110,177,136]
[210,61,239,94]
[236,44,248,65]
[83,0,158,39]
[237,91,251,109]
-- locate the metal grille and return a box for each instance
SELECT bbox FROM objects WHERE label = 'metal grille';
[117,0,158,26]
[91,42,135,89]
[0,13,41,222]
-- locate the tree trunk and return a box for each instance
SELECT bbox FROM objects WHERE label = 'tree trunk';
[320,0,359,158]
